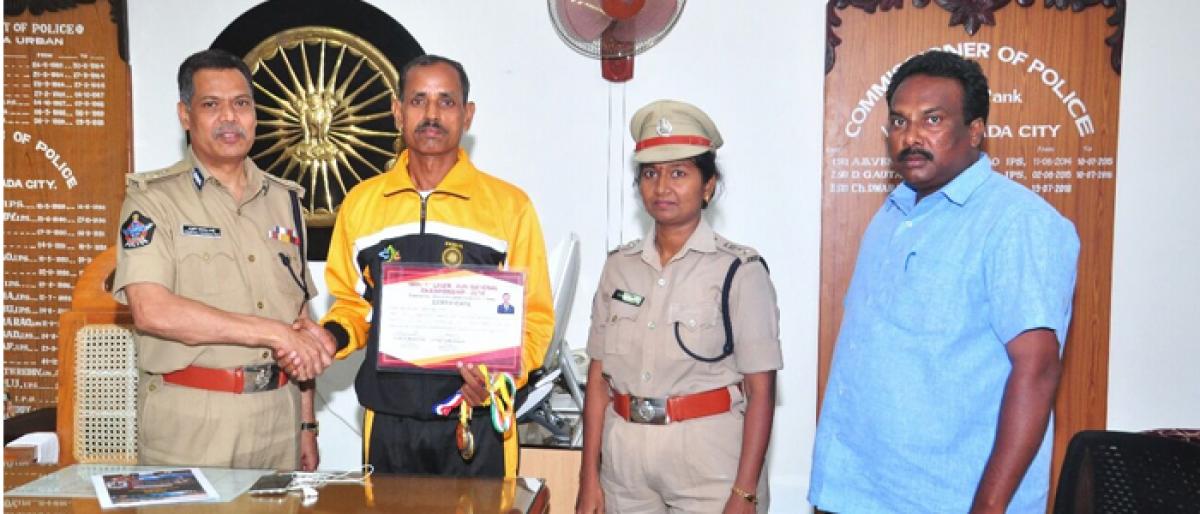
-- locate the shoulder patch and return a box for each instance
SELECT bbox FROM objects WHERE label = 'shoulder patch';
[120,211,157,249]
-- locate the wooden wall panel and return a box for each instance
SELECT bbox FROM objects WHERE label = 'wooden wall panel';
[519,447,581,514]
[819,2,1123,509]
[3,1,131,415]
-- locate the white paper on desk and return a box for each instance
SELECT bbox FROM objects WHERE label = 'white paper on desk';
[90,468,218,508]
[6,464,268,502]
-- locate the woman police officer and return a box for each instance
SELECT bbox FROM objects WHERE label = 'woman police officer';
[576,100,782,514]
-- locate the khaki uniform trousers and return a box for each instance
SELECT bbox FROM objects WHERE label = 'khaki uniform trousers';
[600,402,769,513]
[138,372,299,469]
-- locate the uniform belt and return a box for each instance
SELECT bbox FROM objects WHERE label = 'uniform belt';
[162,364,288,394]
[612,385,737,425]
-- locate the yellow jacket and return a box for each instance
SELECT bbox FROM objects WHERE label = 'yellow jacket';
[321,148,553,412]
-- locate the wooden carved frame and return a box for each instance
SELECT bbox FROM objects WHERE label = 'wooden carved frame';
[826,0,1125,74]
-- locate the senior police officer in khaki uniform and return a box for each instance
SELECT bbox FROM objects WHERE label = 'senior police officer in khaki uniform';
[112,49,335,470]
[576,100,783,514]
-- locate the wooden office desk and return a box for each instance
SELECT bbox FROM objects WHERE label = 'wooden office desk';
[4,463,549,514]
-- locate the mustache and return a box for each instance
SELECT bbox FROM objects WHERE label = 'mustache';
[898,147,933,161]
[213,123,246,138]
[415,119,445,133]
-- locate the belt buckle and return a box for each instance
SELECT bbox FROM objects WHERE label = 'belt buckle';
[243,364,277,393]
[628,396,668,424]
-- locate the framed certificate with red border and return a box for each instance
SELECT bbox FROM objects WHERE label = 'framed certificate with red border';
[375,264,524,375]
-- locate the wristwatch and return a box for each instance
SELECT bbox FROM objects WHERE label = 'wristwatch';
[731,485,758,505]
[300,421,319,436]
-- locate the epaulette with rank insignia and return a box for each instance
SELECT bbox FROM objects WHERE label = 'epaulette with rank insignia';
[610,238,641,256]
[263,173,305,194]
[124,163,190,191]
[718,239,758,260]
[716,237,768,271]
[744,254,769,272]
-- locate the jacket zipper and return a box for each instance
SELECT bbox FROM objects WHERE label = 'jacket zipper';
[420,193,428,234]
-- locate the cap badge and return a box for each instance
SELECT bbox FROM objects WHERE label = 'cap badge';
[656,117,673,137]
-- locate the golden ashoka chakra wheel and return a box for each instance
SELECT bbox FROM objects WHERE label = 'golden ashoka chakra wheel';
[244,26,402,227]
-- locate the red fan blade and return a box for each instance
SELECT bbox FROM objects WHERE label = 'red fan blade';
[556,0,613,41]
[609,0,677,43]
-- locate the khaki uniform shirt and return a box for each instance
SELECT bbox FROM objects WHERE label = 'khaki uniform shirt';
[586,219,783,398]
[113,149,313,373]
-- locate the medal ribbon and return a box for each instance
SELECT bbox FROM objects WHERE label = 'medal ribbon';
[433,390,464,417]
[458,393,472,428]
[432,365,518,435]
[479,365,517,433]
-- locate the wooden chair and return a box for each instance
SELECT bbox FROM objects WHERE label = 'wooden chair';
[56,247,137,465]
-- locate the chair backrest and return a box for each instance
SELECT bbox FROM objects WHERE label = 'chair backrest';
[542,233,581,373]
[56,247,138,464]
[1054,429,1200,514]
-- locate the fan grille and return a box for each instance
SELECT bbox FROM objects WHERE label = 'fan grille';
[549,0,686,60]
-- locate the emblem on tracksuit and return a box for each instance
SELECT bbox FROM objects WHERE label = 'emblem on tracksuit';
[441,241,463,267]
[378,244,401,263]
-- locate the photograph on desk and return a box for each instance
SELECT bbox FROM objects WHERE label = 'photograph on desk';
[90,468,218,509]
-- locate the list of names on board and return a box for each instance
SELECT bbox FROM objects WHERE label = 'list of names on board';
[3,4,130,415]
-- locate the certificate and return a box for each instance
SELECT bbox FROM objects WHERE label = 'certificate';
[375,264,524,374]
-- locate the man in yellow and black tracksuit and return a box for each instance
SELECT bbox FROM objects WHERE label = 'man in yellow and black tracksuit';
[320,54,552,478]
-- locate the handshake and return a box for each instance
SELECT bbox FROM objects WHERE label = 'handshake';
[271,318,338,382]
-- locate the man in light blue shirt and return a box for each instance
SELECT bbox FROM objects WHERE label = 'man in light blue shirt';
[809,51,1080,513]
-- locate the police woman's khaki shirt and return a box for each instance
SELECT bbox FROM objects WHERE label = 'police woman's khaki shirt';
[586,219,782,398]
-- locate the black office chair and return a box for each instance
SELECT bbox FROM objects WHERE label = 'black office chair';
[3,407,56,445]
[1054,430,1200,514]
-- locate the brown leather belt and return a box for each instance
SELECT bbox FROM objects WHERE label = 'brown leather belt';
[163,364,288,394]
[612,385,736,425]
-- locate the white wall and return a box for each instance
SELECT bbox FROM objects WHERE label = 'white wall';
[124,0,1200,510]
[126,1,822,507]
[1107,2,1200,430]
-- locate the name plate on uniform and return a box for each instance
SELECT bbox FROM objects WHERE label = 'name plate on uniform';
[376,264,524,375]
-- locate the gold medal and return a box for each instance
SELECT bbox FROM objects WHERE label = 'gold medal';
[456,422,476,460]
[457,402,476,461]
